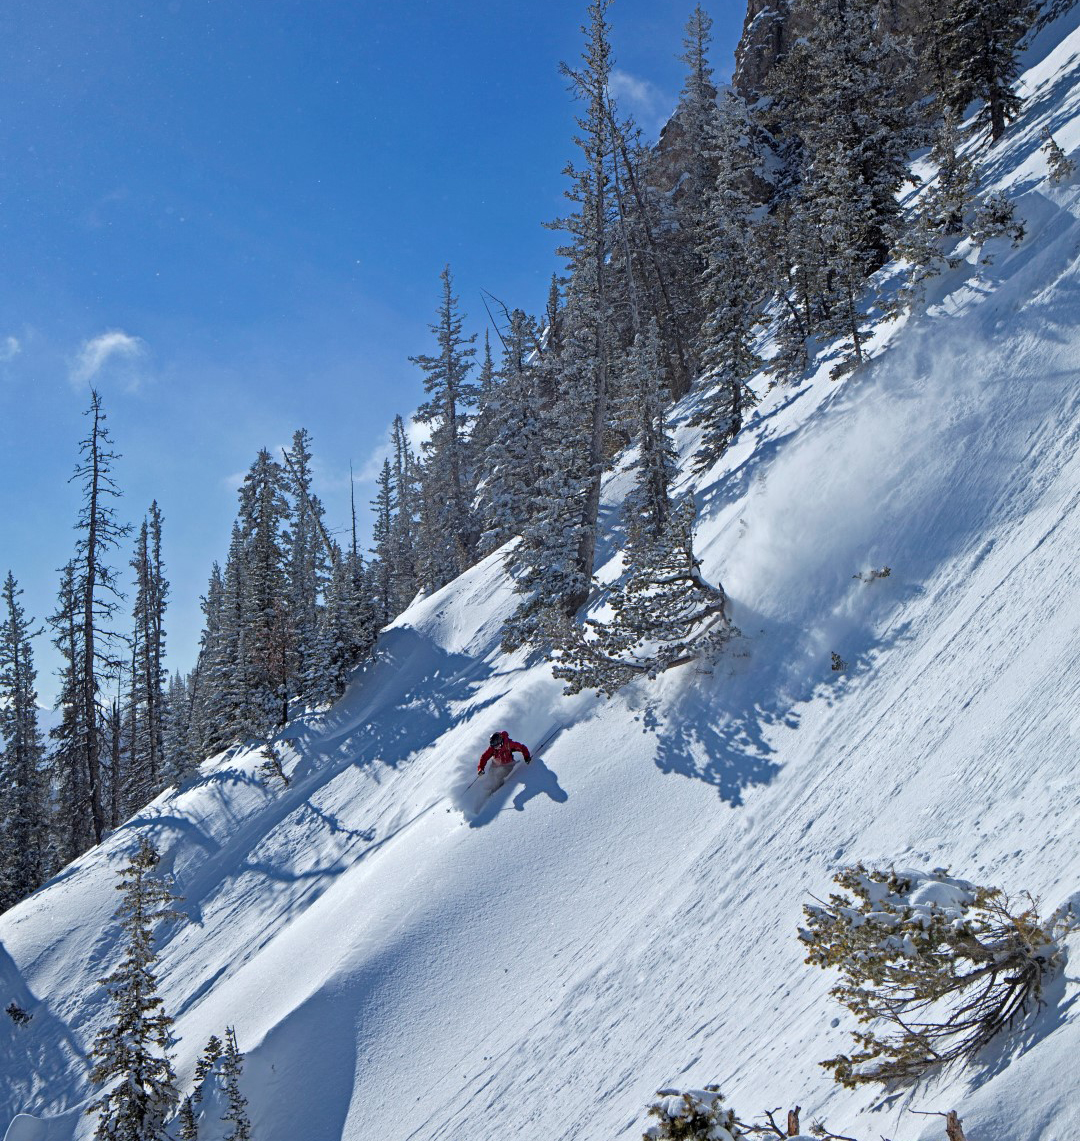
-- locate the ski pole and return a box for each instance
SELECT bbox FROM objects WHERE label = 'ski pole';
[531,724,563,760]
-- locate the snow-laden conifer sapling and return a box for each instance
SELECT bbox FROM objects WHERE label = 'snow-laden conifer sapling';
[1041,128,1076,183]
[642,1086,743,1141]
[220,1025,253,1141]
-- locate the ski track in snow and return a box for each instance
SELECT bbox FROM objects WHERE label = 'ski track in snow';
[3,15,1080,1141]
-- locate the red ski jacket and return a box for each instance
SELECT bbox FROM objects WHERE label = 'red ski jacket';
[477,731,530,773]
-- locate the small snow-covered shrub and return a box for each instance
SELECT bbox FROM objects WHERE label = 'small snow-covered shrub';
[801,865,1071,1087]
[5,1002,31,1025]
[643,1086,743,1141]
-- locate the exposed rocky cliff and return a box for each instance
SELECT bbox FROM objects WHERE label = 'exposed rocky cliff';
[732,0,926,97]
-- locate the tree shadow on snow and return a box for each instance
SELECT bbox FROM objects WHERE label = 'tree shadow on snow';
[134,627,507,927]
[283,626,506,783]
[0,942,88,1126]
[641,590,928,805]
[644,656,782,807]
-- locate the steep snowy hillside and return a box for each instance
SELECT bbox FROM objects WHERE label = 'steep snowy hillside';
[3,14,1080,1141]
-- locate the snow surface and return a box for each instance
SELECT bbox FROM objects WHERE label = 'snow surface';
[3,15,1080,1141]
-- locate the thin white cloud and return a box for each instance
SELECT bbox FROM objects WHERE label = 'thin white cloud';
[356,443,389,485]
[357,416,431,483]
[0,335,20,362]
[608,69,674,137]
[69,330,147,390]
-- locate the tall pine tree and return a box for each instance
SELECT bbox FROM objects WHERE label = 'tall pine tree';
[86,835,182,1141]
[282,429,332,700]
[0,572,48,909]
[940,0,1031,143]
[235,449,291,735]
[693,89,762,464]
[506,0,619,647]
[70,389,131,845]
[476,308,545,555]
[127,503,168,811]
[410,265,480,590]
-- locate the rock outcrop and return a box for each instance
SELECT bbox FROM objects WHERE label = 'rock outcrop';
[732,0,928,98]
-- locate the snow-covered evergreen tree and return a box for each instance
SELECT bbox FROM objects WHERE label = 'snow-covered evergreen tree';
[49,560,95,869]
[127,503,168,812]
[552,500,730,696]
[192,1034,224,1108]
[469,331,499,473]
[545,272,563,357]
[69,389,131,846]
[188,562,230,761]
[757,0,919,376]
[674,5,721,253]
[106,689,126,831]
[607,116,693,404]
[476,308,545,555]
[502,313,606,651]
[642,1086,744,1141]
[659,3,725,374]
[235,449,291,735]
[692,90,761,464]
[86,835,182,1141]
[176,1097,198,1140]
[895,107,1023,309]
[313,542,376,705]
[388,415,422,614]
[411,265,480,590]
[162,671,197,785]
[506,0,619,646]
[0,572,48,910]
[220,1026,252,1141]
[1041,127,1076,182]
[622,320,677,552]
[282,429,331,702]
[940,0,1031,143]
[369,460,395,630]
[807,144,878,377]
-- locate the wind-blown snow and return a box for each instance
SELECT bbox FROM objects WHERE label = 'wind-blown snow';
[3,14,1080,1141]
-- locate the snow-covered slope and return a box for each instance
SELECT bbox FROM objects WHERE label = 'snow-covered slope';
[3,15,1080,1141]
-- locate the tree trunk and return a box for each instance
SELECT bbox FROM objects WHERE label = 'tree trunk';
[945,1111,967,1141]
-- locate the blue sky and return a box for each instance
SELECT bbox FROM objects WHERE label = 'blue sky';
[0,0,744,699]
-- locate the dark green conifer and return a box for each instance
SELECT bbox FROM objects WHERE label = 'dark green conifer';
[86,836,183,1141]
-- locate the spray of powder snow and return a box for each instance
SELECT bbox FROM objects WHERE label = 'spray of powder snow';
[704,324,1045,674]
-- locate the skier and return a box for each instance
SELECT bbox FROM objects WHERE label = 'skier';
[477,731,531,777]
